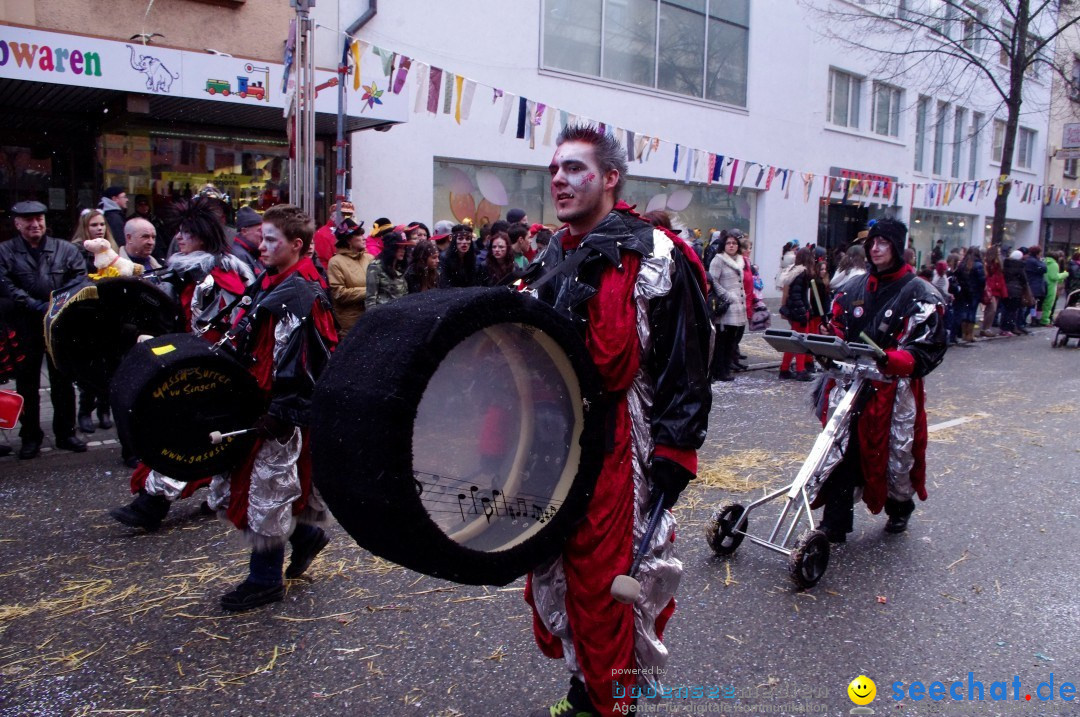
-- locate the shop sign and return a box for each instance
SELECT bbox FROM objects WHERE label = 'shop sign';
[1063,123,1080,149]
[828,166,898,196]
[0,24,405,121]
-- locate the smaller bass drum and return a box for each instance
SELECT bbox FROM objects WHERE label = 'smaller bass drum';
[111,333,263,481]
[45,277,183,393]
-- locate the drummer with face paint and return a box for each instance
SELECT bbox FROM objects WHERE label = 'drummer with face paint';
[522,125,712,717]
[207,204,339,612]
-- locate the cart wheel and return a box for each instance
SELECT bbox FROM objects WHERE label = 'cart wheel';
[789,530,829,588]
[705,501,746,556]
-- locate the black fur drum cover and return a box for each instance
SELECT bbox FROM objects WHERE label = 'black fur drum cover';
[311,287,605,586]
[111,333,263,481]
[46,277,183,393]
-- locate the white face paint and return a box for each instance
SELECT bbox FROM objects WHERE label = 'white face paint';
[260,221,302,271]
[869,237,894,271]
[548,140,615,234]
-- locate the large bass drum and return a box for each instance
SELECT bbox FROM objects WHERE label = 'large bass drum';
[45,277,183,393]
[311,287,605,586]
[110,333,263,481]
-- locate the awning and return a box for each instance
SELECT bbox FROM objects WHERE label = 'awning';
[0,23,405,135]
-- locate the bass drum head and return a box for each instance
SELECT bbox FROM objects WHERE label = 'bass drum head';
[312,287,605,586]
[111,333,263,481]
[47,277,182,393]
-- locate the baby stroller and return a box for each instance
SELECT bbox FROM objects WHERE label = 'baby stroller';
[703,329,891,588]
[1052,289,1080,348]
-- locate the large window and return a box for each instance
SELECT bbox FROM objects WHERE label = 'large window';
[1016,127,1035,169]
[933,101,949,175]
[960,3,986,52]
[968,112,983,179]
[433,158,753,238]
[542,0,750,107]
[871,82,901,137]
[828,69,861,128]
[951,107,965,178]
[992,119,1005,162]
[914,95,930,172]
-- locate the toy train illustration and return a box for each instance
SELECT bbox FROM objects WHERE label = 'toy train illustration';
[205,75,268,101]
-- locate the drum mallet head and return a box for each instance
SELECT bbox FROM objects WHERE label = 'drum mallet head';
[611,493,666,604]
[209,428,255,445]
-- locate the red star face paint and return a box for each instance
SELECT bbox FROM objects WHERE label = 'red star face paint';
[549,141,609,231]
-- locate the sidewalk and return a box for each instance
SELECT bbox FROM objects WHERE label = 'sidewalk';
[0,361,122,459]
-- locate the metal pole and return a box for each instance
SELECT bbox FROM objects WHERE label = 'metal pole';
[334,38,349,230]
[289,0,316,216]
[304,10,316,215]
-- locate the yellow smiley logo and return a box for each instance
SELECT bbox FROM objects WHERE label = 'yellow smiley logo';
[848,675,876,706]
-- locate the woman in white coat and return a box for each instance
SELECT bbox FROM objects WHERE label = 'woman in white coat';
[708,233,748,382]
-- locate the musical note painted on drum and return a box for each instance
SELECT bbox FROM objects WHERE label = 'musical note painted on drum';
[414,471,561,527]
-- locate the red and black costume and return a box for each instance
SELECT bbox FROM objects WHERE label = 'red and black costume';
[123,251,255,513]
[208,255,338,548]
[524,203,712,714]
[817,222,947,536]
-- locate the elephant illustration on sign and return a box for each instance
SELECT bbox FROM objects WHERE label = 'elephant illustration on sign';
[127,45,179,93]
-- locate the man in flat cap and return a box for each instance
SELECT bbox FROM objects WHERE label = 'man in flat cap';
[0,201,88,458]
[231,205,265,274]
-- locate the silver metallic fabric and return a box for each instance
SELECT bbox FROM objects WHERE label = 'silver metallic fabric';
[529,555,584,683]
[246,427,303,545]
[272,312,302,378]
[528,230,685,698]
[143,470,188,500]
[207,473,230,512]
[813,379,852,501]
[887,378,917,501]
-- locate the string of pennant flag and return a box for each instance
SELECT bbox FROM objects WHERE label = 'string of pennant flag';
[320,27,1080,210]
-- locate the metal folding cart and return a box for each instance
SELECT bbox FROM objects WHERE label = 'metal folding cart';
[703,329,892,588]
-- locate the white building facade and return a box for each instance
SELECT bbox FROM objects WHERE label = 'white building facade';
[344,0,1052,295]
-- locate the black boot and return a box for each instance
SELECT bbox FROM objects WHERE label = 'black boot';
[819,458,856,543]
[109,490,171,531]
[222,547,285,612]
[884,498,915,534]
[97,409,113,430]
[286,525,330,579]
[78,413,96,434]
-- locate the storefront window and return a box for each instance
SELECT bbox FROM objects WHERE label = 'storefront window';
[909,209,973,265]
[99,132,326,222]
[433,159,753,246]
[981,218,1021,248]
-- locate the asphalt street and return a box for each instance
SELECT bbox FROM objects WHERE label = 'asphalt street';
[0,326,1077,717]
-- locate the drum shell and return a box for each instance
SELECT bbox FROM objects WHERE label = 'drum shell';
[311,287,605,586]
[46,277,183,393]
[111,333,263,481]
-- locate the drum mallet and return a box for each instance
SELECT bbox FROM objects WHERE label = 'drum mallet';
[611,493,667,604]
[209,428,256,445]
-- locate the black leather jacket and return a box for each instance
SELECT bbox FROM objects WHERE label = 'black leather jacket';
[530,208,712,451]
[0,235,87,322]
[233,262,335,427]
[833,266,947,379]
